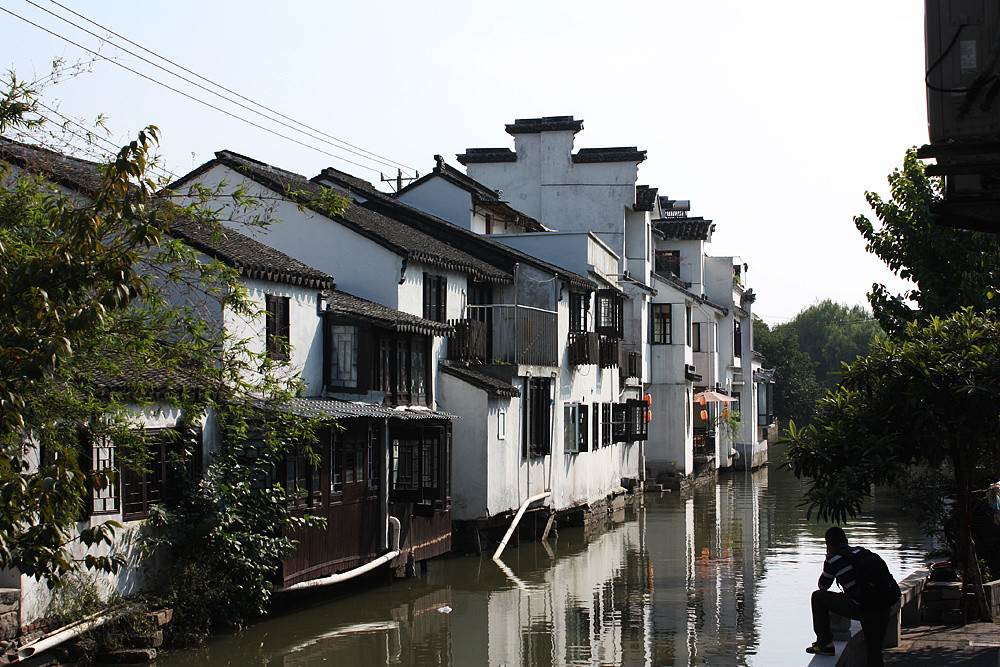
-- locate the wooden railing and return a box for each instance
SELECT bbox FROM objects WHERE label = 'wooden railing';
[620,347,641,379]
[448,319,488,363]
[600,337,621,368]
[568,331,600,366]
[454,304,558,366]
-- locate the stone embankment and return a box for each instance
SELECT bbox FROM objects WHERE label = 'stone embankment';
[807,568,1000,666]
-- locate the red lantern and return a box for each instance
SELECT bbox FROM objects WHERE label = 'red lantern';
[699,395,707,406]
[700,409,708,421]
[722,408,729,419]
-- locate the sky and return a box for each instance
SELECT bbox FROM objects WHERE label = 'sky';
[0,1,927,325]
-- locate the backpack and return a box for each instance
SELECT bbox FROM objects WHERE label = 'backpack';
[844,546,902,610]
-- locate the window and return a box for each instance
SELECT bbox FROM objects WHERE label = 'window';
[326,324,359,388]
[686,305,693,346]
[569,292,590,332]
[283,444,322,510]
[80,433,118,516]
[390,425,448,505]
[692,322,703,352]
[376,334,429,405]
[523,377,552,458]
[265,294,290,360]
[651,304,672,344]
[121,430,193,521]
[734,319,743,359]
[592,405,600,451]
[654,250,681,277]
[498,408,506,440]
[563,404,590,453]
[595,289,623,338]
[601,403,612,447]
[423,273,447,322]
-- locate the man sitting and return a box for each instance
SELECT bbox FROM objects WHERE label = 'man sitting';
[807,526,901,666]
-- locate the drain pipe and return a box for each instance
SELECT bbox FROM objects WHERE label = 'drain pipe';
[17,605,135,661]
[492,491,551,560]
[280,516,401,593]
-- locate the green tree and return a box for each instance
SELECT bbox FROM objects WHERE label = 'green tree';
[0,68,330,631]
[753,317,822,426]
[855,148,1000,334]
[785,309,999,620]
[786,300,881,390]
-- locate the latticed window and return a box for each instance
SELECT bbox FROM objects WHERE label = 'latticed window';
[651,304,672,344]
[595,290,623,338]
[265,294,290,359]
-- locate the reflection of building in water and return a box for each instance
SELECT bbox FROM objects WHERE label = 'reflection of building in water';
[278,588,452,666]
[437,514,652,666]
[644,468,769,665]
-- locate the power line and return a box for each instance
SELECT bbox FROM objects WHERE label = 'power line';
[1,5,397,177]
[29,0,416,175]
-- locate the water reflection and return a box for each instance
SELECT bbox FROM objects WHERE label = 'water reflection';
[156,461,934,666]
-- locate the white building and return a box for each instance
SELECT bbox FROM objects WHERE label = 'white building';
[451,116,773,478]
[170,152,643,551]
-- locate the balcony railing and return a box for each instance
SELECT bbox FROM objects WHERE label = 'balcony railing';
[449,319,488,363]
[620,346,641,380]
[452,304,558,366]
[600,337,621,368]
[568,331,600,366]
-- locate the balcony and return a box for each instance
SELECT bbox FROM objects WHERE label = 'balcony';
[568,331,600,366]
[449,319,488,363]
[452,304,558,366]
[600,337,621,369]
[620,346,641,380]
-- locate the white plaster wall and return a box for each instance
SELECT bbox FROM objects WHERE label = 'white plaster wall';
[465,132,640,263]
[16,402,210,625]
[437,373,489,520]
[222,278,325,395]
[171,164,403,310]
[396,178,473,230]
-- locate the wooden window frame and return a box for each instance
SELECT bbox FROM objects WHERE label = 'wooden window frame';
[265,294,291,360]
[569,292,590,333]
[595,289,623,339]
[523,377,552,458]
[651,304,672,345]
[423,273,447,323]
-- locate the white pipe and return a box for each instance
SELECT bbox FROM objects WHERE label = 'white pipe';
[492,491,551,560]
[18,606,132,660]
[280,516,401,593]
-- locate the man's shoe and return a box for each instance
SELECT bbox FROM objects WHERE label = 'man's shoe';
[805,641,835,656]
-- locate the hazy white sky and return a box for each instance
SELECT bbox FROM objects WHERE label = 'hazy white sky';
[2,1,926,324]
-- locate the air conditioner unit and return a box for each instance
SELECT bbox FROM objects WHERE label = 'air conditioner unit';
[926,0,1000,143]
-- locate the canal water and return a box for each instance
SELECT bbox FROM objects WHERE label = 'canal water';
[157,455,934,666]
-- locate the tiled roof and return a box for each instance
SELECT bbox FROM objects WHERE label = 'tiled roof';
[169,220,334,289]
[1,140,334,290]
[315,168,596,292]
[1,137,106,194]
[326,289,453,337]
[397,157,546,233]
[572,147,647,164]
[455,147,517,164]
[84,347,211,397]
[505,116,583,135]
[635,185,658,212]
[651,272,728,315]
[439,364,520,398]
[183,152,511,284]
[284,397,456,422]
[653,217,715,240]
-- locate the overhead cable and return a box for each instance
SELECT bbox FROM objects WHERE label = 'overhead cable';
[1,5,389,176]
[30,0,415,175]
